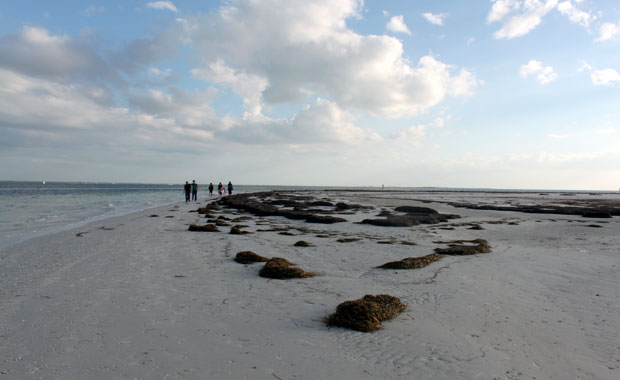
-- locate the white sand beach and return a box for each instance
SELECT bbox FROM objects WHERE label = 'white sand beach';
[1,191,619,380]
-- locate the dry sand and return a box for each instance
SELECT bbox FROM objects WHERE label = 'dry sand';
[0,191,618,379]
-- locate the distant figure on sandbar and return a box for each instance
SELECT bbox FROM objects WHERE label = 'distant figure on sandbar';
[191,180,198,201]
[208,182,214,197]
[228,181,234,195]
[184,181,191,202]
[218,182,224,196]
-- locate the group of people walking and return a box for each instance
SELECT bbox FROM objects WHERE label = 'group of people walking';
[183,180,233,202]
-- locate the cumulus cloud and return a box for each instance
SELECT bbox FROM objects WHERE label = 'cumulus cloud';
[520,60,558,84]
[147,1,177,12]
[0,26,115,84]
[423,12,445,26]
[192,59,268,118]
[386,15,411,35]
[596,19,620,41]
[182,0,477,118]
[221,98,381,145]
[0,0,481,160]
[591,69,620,86]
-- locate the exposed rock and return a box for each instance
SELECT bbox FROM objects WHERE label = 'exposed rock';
[581,211,612,218]
[309,200,334,207]
[337,238,361,243]
[361,212,456,227]
[434,239,491,255]
[394,206,438,214]
[305,215,347,224]
[378,254,443,269]
[219,192,350,224]
[294,240,312,247]
[325,294,406,332]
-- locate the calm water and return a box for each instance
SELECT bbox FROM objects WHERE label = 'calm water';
[0,182,189,250]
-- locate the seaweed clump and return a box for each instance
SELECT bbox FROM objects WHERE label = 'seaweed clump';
[377,253,443,269]
[188,224,220,232]
[325,294,406,332]
[258,257,318,279]
[294,240,312,247]
[434,239,490,255]
[234,251,269,264]
[230,225,253,234]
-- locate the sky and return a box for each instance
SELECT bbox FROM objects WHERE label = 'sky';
[0,0,619,190]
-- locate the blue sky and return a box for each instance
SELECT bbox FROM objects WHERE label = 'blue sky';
[0,0,619,189]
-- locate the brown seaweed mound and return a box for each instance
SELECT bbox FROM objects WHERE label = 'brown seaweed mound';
[207,219,231,226]
[325,294,406,332]
[337,238,361,243]
[230,225,253,234]
[258,257,318,279]
[188,224,220,232]
[234,251,269,264]
[377,253,443,269]
[294,240,312,247]
[434,239,490,255]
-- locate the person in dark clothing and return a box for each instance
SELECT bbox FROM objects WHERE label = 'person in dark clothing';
[227,181,233,195]
[191,180,198,201]
[208,183,214,196]
[217,182,223,196]
[183,181,191,202]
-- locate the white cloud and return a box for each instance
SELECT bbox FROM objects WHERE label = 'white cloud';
[488,0,596,39]
[490,0,558,39]
[423,12,445,26]
[591,69,620,86]
[487,0,520,23]
[0,26,116,83]
[386,15,411,35]
[182,0,477,118]
[221,98,381,145]
[520,60,558,84]
[578,60,592,72]
[596,19,620,41]
[147,1,177,12]
[394,124,427,145]
[557,1,594,27]
[192,59,268,117]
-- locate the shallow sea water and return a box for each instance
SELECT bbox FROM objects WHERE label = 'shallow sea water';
[0,182,187,250]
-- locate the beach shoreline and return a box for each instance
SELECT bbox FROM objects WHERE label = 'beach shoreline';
[1,190,618,379]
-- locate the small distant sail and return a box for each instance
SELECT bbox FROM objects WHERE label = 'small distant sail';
[42,181,46,184]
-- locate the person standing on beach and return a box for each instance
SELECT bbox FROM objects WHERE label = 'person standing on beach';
[218,182,223,196]
[184,181,191,202]
[227,181,233,195]
[191,180,198,201]
[208,183,214,197]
